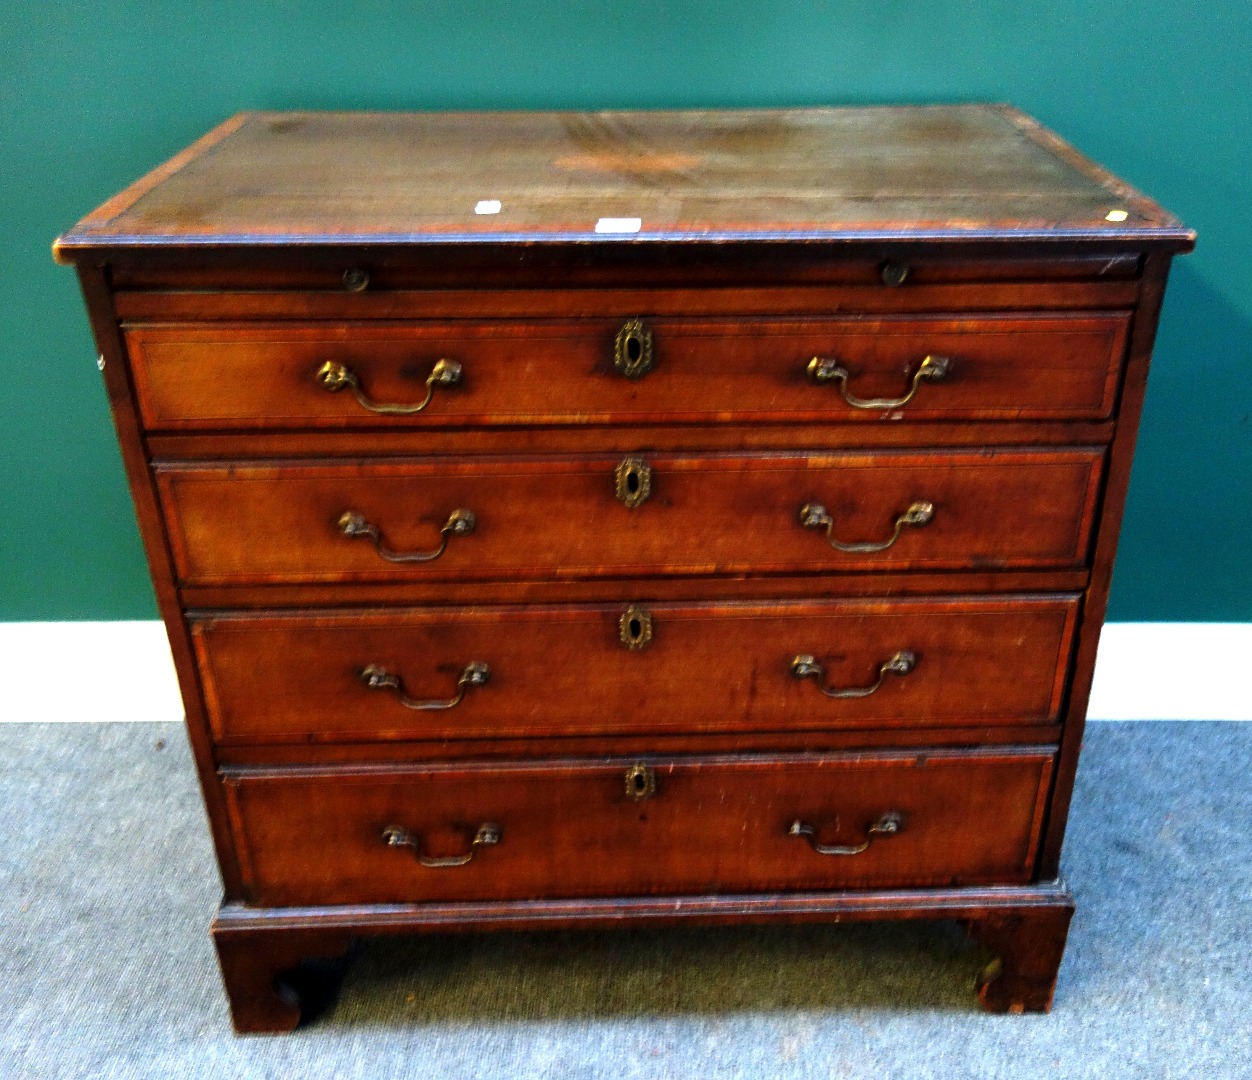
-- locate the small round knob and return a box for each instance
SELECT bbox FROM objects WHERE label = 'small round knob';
[880,261,909,287]
[342,267,370,292]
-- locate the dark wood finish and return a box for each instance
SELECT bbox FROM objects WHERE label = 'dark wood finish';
[54,107,1189,251]
[211,723,1063,767]
[125,314,1130,429]
[113,280,1142,320]
[213,881,1075,935]
[213,921,352,1034]
[72,264,246,897]
[192,596,1079,743]
[155,449,1104,586]
[222,749,1054,906]
[110,251,1143,292]
[58,106,1190,1029]
[146,420,1118,460]
[1035,252,1176,878]
[969,903,1075,1013]
[210,881,1076,1026]
[179,570,1093,610]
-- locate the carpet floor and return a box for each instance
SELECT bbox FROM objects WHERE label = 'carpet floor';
[0,721,1248,1079]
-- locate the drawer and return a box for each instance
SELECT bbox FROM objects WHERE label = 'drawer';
[156,448,1103,585]
[223,748,1056,906]
[125,314,1130,430]
[110,253,1143,292]
[193,596,1080,743]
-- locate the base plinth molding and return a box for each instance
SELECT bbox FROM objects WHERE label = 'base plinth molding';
[211,882,1075,1032]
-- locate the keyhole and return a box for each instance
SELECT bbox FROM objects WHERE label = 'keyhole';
[619,605,652,649]
[624,763,656,800]
[615,456,651,508]
[614,318,653,378]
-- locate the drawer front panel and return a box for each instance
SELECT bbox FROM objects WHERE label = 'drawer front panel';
[110,254,1142,293]
[224,749,1055,905]
[194,596,1079,743]
[157,449,1103,585]
[126,314,1129,429]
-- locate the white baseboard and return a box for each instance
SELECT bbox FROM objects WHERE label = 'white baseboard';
[1084,622,1251,721]
[0,620,1247,724]
[0,621,184,724]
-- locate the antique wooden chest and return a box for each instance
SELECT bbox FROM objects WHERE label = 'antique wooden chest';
[55,106,1192,1031]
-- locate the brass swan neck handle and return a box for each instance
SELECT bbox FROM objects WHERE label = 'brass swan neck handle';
[788,812,904,856]
[799,502,934,554]
[317,357,463,415]
[806,354,950,410]
[382,823,500,868]
[790,650,916,698]
[338,508,475,563]
[359,661,490,711]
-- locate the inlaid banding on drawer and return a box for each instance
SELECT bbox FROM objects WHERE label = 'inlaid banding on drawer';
[125,314,1130,430]
[192,595,1080,743]
[222,748,1056,906]
[155,448,1104,585]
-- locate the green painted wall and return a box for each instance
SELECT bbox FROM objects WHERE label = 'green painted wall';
[2,2,1248,621]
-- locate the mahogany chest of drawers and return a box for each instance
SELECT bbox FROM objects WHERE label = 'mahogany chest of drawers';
[56,106,1192,1031]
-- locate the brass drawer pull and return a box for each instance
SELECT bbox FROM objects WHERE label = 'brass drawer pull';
[614,317,654,378]
[317,357,463,414]
[337,508,475,563]
[806,354,950,410]
[359,661,489,710]
[799,501,933,553]
[382,823,501,868]
[790,650,916,698]
[789,812,903,856]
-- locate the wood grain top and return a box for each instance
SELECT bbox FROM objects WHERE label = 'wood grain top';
[55,105,1192,256]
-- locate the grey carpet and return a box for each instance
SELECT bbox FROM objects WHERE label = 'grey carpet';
[0,722,1248,1080]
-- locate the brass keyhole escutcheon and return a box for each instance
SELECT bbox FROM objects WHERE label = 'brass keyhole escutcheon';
[614,317,654,378]
[625,763,657,801]
[619,605,653,650]
[615,456,652,508]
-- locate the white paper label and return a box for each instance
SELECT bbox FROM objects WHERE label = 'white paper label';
[595,217,643,234]
[474,200,502,215]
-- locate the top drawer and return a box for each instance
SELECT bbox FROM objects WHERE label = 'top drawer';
[124,313,1130,431]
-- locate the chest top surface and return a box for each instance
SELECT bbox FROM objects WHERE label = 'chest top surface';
[54,105,1191,255]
